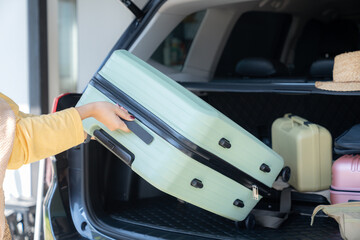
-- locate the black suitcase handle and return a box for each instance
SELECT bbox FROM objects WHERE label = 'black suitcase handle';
[93,129,135,166]
[123,119,154,145]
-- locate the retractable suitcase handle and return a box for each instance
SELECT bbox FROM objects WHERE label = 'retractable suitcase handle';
[93,129,135,166]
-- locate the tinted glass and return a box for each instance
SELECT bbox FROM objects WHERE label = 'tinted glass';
[215,11,292,77]
[151,11,205,70]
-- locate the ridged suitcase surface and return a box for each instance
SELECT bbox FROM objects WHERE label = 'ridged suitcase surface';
[272,114,332,192]
[76,50,284,221]
[331,155,360,204]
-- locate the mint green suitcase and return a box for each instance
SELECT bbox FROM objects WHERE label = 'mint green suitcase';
[76,50,284,221]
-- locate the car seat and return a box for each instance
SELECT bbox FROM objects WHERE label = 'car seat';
[309,59,334,80]
[235,57,288,78]
[294,19,359,76]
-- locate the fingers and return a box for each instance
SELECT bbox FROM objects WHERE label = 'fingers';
[120,106,128,113]
[116,104,135,121]
[112,104,132,132]
[116,118,131,133]
[89,102,132,132]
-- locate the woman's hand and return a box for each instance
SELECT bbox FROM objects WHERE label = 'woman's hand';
[75,102,134,132]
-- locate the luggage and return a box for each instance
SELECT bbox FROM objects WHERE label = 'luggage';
[76,50,284,221]
[271,114,332,192]
[331,155,360,204]
[311,202,360,240]
[334,124,360,155]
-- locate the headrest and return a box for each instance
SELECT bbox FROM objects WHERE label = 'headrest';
[309,59,334,78]
[235,57,288,77]
[320,20,359,58]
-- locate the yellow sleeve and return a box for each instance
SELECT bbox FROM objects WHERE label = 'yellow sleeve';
[7,108,84,169]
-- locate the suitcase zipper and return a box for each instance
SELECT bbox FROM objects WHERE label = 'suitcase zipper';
[90,74,277,198]
[252,185,259,200]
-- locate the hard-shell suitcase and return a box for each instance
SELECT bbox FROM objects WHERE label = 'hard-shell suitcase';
[76,50,284,221]
[331,155,360,204]
[334,124,360,155]
[271,114,332,192]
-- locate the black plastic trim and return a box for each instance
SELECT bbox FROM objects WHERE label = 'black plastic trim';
[180,81,360,95]
[120,0,145,19]
[81,145,139,240]
[93,129,135,166]
[90,74,276,198]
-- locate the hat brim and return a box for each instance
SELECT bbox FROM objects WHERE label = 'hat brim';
[315,81,360,92]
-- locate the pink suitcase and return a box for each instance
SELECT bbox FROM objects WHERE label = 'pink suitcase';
[330,155,360,204]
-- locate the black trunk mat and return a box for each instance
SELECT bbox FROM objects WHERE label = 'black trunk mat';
[93,92,352,239]
[108,198,341,240]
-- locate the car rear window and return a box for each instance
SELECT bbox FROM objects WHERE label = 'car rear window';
[215,11,292,78]
[150,11,206,71]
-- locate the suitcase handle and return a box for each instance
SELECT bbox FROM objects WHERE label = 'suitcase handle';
[93,129,135,166]
[286,114,312,126]
[123,119,154,145]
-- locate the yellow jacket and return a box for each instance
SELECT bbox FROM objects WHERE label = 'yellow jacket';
[0,93,84,169]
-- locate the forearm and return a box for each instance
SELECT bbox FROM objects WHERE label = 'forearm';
[75,102,134,132]
[7,108,84,169]
[7,101,134,169]
[75,102,97,120]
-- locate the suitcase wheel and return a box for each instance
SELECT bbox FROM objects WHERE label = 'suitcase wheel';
[280,166,291,182]
[235,214,256,230]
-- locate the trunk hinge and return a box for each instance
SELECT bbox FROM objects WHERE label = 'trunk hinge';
[120,0,145,20]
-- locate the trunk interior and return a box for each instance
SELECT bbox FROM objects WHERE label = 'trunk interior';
[84,91,360,239]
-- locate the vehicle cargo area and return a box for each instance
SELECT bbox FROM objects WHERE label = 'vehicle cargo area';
[42,0,360,239]
[83,91,360,239]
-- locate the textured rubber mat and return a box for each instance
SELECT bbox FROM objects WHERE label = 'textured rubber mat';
[109,198,341,240]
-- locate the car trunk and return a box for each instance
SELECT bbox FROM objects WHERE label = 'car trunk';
[79,90,360,239]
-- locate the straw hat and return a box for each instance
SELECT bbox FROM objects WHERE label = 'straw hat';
[315,51,360,91]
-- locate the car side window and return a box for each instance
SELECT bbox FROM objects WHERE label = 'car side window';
[150,11,206,70]
[215,11,292,78]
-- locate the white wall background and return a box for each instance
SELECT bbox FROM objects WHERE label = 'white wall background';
[0,0,29,112]
[0,0,33,200]
[76,0,136,91]
[0,0,149,202]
